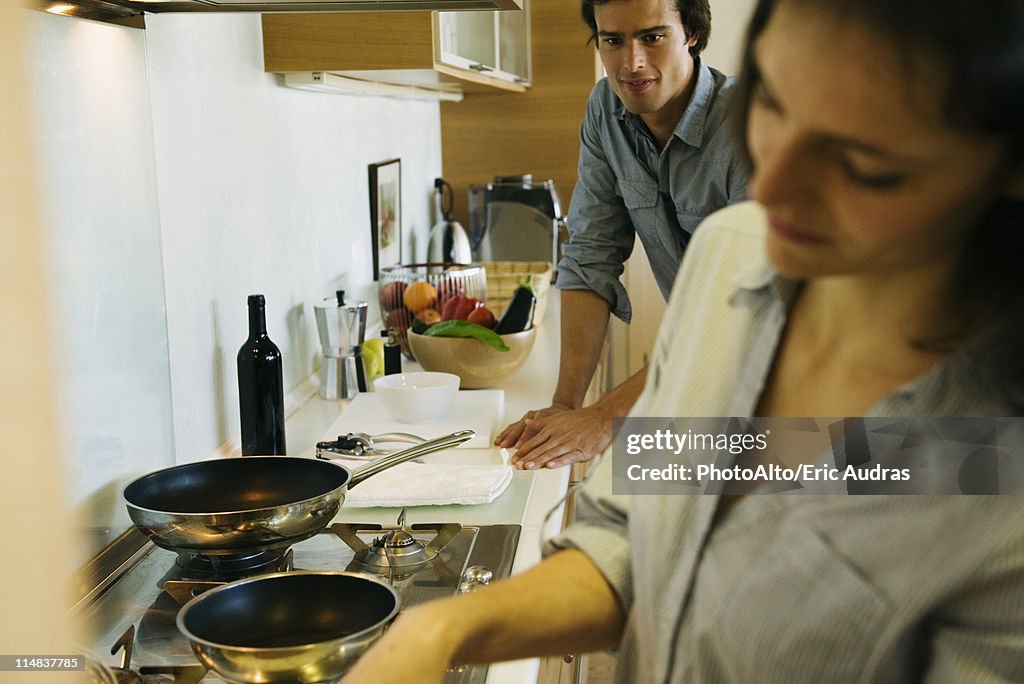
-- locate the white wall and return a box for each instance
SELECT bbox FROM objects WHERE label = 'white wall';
[26,12,175,565]
[25,10,444,556]
[144,14,442,464]
[704,0,757,75]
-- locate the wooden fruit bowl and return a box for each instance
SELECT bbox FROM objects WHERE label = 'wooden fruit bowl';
[407,328,537,389]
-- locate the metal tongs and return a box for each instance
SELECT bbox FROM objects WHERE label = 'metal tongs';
[316,432,425,460]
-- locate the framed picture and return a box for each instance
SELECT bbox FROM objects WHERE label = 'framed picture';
[369,158,402,281]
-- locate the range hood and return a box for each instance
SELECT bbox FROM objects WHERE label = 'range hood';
[42,0,523,24]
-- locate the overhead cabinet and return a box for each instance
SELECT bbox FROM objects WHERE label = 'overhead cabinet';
[262,4,531,96]
[437,7,531,85]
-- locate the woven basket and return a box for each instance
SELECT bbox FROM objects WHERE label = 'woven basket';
[479,261,553,325]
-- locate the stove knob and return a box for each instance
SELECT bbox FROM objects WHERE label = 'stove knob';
[463,565,493,584]
[458,564,494,593]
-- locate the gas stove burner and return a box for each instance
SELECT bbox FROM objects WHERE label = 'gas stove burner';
[173,548,292,580]
[330,521,462,570]
[361,527,438,568]
[162,580,226,607]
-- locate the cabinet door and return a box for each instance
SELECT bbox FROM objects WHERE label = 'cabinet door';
[438,10,499,73]
[497,0,530,83]
[438,5,530,85]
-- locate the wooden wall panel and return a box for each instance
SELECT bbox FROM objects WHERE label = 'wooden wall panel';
[440,3,597,226]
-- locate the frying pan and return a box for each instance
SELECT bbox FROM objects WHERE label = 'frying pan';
[177,571,398,683]
[123,430,473,555]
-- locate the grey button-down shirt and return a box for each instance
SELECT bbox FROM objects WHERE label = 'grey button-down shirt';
[556,60,749,323]
[552,203,1024,683]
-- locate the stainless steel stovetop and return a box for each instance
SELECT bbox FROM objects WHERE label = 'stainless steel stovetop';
[75,519,521,682]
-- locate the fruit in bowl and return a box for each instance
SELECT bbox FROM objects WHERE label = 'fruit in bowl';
[379,281,407,313]
[403,281,437,313]
[408,327,537,390]
[378,264,486,360]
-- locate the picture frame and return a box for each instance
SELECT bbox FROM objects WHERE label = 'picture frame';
[368,158,402,281]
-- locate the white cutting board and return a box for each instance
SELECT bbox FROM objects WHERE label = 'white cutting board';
[319,390,504,450]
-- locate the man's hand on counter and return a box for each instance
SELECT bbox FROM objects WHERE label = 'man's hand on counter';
[500,404,613,470]
[494,404,571,451]
[496,367,649,469]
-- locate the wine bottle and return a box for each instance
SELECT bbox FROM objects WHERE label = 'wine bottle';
[237,294,287,455]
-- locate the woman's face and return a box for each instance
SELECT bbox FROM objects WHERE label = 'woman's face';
[747,1,1016,282]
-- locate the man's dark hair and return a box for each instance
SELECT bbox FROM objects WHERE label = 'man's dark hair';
[581,0,712,57]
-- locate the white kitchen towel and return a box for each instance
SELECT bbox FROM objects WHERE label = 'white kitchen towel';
[342,449,514,507]
[321,390,504,450]
[344,463,513,507]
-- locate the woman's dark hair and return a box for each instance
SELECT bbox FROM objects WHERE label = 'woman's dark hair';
[581,0,711,57]
[735,0,1024,398]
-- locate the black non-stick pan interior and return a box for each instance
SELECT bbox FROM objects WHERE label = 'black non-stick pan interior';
[181,573,399,647]
[123,458,350,513]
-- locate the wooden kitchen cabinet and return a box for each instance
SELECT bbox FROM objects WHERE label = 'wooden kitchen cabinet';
[437,1,531,86]
[439,1,598,226]
[261,5,530,95]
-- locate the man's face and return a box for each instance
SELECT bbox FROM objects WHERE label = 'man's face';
[593,0,698,126]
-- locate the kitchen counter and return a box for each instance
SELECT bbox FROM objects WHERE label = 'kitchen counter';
[283,291,570,684]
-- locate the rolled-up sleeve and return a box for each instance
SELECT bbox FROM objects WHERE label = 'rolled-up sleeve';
[557,88,637,323]
[545,456,634,611]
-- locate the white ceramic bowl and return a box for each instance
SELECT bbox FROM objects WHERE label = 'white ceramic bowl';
[373,371,460,423]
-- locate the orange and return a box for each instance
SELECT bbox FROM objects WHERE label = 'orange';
[403,281,437,313]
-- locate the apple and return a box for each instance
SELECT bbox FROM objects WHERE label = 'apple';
[467,306,496,329]
[380,281,407,312]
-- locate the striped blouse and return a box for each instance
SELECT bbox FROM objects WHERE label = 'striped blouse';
[551,202,1024,683]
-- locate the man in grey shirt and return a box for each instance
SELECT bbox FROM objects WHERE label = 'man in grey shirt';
[496,0,749,469]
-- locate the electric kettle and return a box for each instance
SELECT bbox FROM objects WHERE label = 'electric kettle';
[427,177,472,264]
